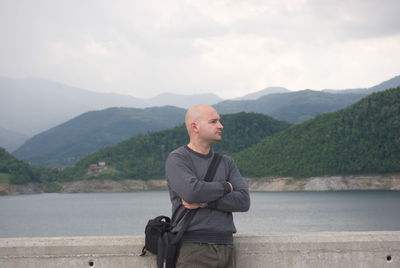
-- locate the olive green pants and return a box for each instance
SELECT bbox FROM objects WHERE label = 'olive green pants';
[176,242,236,268]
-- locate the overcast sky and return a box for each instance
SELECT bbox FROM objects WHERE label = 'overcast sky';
[1,0,399,99]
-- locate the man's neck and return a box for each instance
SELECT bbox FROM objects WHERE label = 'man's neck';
[187,142,211,155]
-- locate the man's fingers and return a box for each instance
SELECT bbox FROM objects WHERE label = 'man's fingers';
[182,200,200,209]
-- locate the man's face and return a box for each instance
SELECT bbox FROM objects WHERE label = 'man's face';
[197,108,224,144]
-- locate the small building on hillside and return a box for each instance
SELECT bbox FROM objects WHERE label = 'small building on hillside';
[87,162,107,175]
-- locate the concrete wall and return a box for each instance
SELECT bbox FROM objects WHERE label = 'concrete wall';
[1,232,399,268]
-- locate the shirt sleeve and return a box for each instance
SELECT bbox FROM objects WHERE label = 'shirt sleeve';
[165,152,231,204]
[207,157,251,212]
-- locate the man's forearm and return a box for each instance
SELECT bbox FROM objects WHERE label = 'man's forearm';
[180,182,234,207]
[207,189,250,212]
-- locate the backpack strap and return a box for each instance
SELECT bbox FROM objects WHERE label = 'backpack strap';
[204,153,223,183]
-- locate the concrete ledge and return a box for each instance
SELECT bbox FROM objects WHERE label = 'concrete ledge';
[1,232,399,267]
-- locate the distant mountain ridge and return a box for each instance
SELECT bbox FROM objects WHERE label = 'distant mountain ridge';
[0,77,142,137]
[215,76,400,124]
[215,90,367,124]
[0,127,28,152]
[14,106,186,167]
[323,75,400,94]
[0,76,222,137]
[234,87,290,100]
[2,75,399,153]
[147,92,222,108]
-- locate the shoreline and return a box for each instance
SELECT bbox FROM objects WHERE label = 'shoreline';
[1,173,400,195]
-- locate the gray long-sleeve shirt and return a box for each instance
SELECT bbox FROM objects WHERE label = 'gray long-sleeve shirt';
[165,145,250,244]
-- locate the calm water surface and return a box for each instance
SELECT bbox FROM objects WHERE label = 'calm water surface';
[1,191,400,238]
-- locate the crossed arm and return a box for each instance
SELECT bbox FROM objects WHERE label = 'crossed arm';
[182,182,233,209]
[166,154,250,213]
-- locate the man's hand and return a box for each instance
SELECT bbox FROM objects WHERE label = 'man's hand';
[182,200,200,210]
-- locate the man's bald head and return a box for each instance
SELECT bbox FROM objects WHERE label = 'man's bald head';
[185,104,223,151]
[185,105,216,131]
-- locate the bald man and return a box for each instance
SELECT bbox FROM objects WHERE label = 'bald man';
[165,105,250,268]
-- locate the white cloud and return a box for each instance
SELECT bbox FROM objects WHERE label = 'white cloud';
[0,0,399,98]
[85,41,113,57]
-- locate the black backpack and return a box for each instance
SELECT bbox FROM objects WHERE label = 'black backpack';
[142,215,171,255]
[140,153,222,268]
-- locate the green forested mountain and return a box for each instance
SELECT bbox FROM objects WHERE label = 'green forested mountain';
[14,106,186,167]
[0,147,38,184]
[61,113,290,181]
[214,89,367,124]
[235,87,400,177]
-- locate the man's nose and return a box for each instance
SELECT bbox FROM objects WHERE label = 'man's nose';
[218,121,224,129]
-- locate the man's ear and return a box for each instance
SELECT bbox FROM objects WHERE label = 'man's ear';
[191,122,199,133]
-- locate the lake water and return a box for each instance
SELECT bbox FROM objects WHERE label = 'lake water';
[1,191,400,238]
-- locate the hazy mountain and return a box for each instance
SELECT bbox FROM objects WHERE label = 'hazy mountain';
[323,75,400,94]
[0,127,28,152]
[215,76,400,124]
[214,90,367,124]
[234,87,290,100]
[0,76,222,137]
[367,75,400,93]
[146,92,223,108]
[0,77,142,136]
[235,86,400,177]
[14,106,186,167]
